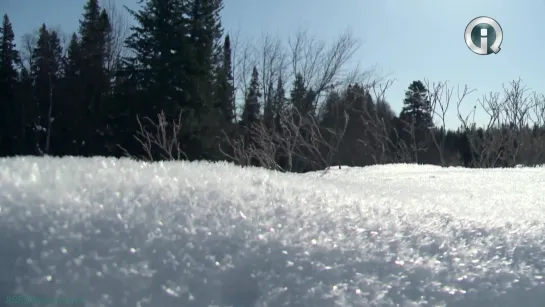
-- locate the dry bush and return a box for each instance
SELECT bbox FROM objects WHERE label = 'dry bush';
[220,107,348,172]
[456,79,545,167]
[119,110,188,161]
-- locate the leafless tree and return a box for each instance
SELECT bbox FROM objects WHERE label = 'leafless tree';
[231,28,363,118]
[257,34,289,104]
[231,33,255,105]
[118,110,188,161]
[288,28,360,109]
[426,80,475,166]
[104,0,130,73]
[19,32,38,70]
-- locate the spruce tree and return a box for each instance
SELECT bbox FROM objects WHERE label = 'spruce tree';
[214,34,235,123]
[125,0,189,114]
[124,0,199,158]
[64,33,82,81]
[17,65,34,153]
[273,75,285,124]
[31,25,63,154]
[290,73,306,114]
[399,80,434,130]
[188,0,224,80]
[321,90,343,128]
[79,0,103,67]
[0,14,20,155]
[263,79,274,129]
[398,80,434,162]
[57,33,82,154]
[187,0,225,158]
[76,0,112,154]
[241,66,261,129]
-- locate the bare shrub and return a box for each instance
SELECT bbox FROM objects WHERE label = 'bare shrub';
[119,110,188,161]
[456,79,545,167]
[220,107,348,172]
[426,80,475,166]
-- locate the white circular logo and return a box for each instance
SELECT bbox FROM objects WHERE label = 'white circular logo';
[464,16,503,55]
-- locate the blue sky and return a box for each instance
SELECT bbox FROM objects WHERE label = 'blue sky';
[2,0,544,128]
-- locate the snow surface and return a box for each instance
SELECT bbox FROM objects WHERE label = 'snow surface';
[1,157,545,307]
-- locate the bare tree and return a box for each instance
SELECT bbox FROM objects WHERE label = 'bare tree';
[426,80,475,166]
[257,34,289,104]
[288,28,360,109]
[19,32,38,70]
[232,28,363,118]
[104,0,130,75]
[232,34,256,106]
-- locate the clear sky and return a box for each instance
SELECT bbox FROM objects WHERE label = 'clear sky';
[2,0,544,128]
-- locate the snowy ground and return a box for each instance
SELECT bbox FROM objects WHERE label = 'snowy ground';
[1,157,545,307]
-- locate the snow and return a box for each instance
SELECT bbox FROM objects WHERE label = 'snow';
[1,157,545,306]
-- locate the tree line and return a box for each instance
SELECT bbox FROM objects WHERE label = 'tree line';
[2,0,545,171]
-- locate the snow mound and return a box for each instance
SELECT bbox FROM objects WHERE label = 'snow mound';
[1,156,545,306]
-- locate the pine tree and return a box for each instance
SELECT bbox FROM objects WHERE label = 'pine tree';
[64,33,81,79]
[31,25,63,154]
[399,80,434,130]
[79,0,102,67]
[187,0,225,158]
[241,66,261,129]
[124,0,198,159]
[17,65,34,153]
[239,66,261,166]
[263,79,274,129]
[273,75,285,124]
[290,73,306,114]
[69,0,112,155]
[125,0,190,112]
[214,34,235,123]
[398,80,434,162]
[188,0,223,79]
[321,90,343,128]
[0,14,20,155]
[56,33,83,155]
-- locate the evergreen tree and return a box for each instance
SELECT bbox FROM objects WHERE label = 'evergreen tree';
[187,0,225,158]
[214,34,235,123]
[124,0,194,159]
[77,0,112,155]
[290,73,306,114]
[56,33,83,154]
[273,75,286,124]
[30,25,63,154]
[398,80,434,162]
[399,80,434,130]
[240,66,261,165]
[79,0,104,68]
[0,14,20,155]
[321,90,343,128]
[188,0,224,78]
[17,65,34,153]
[272,75,288,169]
[263,79,274,129]
[241,66,261,129]
[64,33,81,79]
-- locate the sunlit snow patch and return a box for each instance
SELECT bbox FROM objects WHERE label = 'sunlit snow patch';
[1,157,545,306]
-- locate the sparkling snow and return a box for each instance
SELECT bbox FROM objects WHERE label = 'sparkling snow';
[1,157,545,306]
